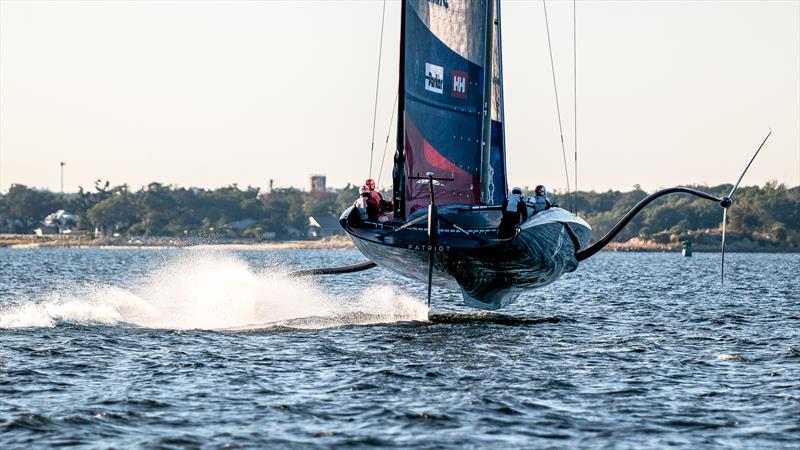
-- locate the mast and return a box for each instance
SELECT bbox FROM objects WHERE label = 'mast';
[496,0,508,196]
[392,0,407,219]
[479,0,495,204]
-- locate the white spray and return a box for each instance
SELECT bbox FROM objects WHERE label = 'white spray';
[0,253,428,330]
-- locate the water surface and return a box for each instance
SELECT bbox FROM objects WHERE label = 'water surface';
[1,249,798,447]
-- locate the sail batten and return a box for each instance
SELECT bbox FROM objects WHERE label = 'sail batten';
[393,0,507,218]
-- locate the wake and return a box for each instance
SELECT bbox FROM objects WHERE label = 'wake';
[0,253,428,330]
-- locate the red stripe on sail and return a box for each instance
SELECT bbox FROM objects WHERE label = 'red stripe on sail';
[403,115,480,216]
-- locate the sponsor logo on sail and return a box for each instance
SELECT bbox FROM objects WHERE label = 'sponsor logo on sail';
[425,63,444,94]
[426,0,449,9]
[451,70,467,99]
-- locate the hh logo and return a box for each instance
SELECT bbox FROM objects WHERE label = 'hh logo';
[425,63,444,94]
[451,70,467,98]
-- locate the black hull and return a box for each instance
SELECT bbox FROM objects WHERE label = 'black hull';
[341,207,591,310]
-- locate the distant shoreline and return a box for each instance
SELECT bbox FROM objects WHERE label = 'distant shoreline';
[1,234,797,253]
[604,242,799,253]
[0,234,355,250]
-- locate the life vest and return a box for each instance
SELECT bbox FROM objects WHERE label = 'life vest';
[369,190,382,204]
[354,197,369,220]
[505,194,523,212]
[526,195,550,212]
[533,195,548,211]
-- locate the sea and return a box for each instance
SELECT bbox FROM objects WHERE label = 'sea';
[1,248,798,448]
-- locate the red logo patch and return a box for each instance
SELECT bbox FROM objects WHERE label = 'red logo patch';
[451,70,467,99]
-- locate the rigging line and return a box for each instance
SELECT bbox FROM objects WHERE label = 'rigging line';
[377,90,399,187]
[573,0,578,215]
[542,0,573,212]
[368,0,388,179]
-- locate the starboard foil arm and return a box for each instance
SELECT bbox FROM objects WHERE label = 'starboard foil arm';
[574,187,727,262]
[576,130,771,275]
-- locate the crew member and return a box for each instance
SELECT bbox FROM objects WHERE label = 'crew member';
[365,178,392,213]
[354,185,381,221]
[365,178,381,202]
[528,185,552,212]
[498,187,528,238]
[364,178,394,216]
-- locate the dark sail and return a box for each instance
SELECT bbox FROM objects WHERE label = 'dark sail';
[394,0,507,218]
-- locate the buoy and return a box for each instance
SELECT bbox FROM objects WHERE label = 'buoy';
[681,240,693,257]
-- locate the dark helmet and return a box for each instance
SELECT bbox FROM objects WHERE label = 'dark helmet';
[511,186,522,195]
[359,185,369,195]
[535,185,546,196]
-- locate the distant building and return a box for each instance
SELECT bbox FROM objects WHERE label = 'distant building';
[223,218,258,231]
[38,210,79,235]
[308,175,326,192]
[35,225,60,236]
[308,215,343,238]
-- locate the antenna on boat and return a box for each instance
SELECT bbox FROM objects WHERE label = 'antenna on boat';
[719,129,772,285]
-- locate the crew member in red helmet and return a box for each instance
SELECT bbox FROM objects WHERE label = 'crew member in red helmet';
[354,185,381,221]
[365,178,392,213]
[527,185,553,212]
[365,178,382,203]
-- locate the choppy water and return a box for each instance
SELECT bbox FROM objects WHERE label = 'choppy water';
[1,248,798,448]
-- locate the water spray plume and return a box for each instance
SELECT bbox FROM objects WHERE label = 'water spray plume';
[0,253,428,330]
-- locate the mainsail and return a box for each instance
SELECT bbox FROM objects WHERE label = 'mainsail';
[393,0,507,218]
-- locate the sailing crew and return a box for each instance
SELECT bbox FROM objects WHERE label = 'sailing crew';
[365,178,381,203]
[354,185,381,221]
[526,185,552,213]
[365,178,392,213]
[498,187,528,238]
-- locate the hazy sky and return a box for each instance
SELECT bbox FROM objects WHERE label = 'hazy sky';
[1,0,798,194]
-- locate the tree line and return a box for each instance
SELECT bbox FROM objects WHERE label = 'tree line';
[0,181,797,247]
[0,181,361,240]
